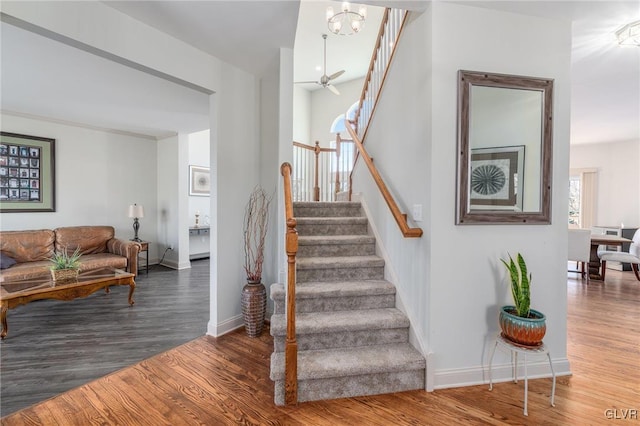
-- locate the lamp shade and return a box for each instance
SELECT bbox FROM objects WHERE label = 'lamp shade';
[128,204,144,218]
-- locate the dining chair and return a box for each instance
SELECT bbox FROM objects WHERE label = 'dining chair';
[598,228,640,281]
[568,229,591,281]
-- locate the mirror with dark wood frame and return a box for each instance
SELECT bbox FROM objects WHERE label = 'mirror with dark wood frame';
[456,70,553,225]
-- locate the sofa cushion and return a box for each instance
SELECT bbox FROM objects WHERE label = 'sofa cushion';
[0,229,56,263]
[78,253,127,271]
[0,260,52,282]
[55,226,115,255]
[0,252,17,269]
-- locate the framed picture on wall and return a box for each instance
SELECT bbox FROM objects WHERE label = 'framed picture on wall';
[469,145,524,210]
[0,132,55,212]
[189,165,210,196]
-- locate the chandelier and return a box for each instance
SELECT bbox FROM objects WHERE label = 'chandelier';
[616,20,640,46]
[326,2,367,36]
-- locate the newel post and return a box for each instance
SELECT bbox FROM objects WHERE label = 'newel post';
[335,133,341,197]
[313,141,320,202]
[280,162,298,405]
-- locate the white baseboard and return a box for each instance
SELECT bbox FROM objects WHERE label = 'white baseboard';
[433,357,571,389]
[159,259,191,270]
[207,315,244,337]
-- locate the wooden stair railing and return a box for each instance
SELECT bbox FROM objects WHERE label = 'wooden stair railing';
[348,8,409,201]
[345,123,422,238]
[280,162,298,405]
[353,8,409,143]
[292,141,337,201]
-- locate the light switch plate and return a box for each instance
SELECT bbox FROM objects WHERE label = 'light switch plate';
[412,204,423,222]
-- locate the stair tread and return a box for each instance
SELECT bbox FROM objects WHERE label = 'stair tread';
[270,307,409,335]
[298,235,375,245]
[270,344,425,380]
[294,201,361,208]
[270,280,395,299]
[297,255,384,269]
[296,217,367,223]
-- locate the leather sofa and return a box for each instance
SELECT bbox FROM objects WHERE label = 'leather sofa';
[0,226,141,282]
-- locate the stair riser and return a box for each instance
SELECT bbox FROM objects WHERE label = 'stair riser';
[294,206,363,218]
[274,370,425,405]
[297,267,384,283]
[298,243,375,257]
[273,294,395,314]
[297,223,368,236]
[272,328,409,352]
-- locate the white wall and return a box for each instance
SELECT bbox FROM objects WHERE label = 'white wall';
[277,47,295,285]
[187,130,211,258]
[293,86,311,144]
[0,113,158,258]
[207,62,262,336]
[352,2,572,389]
[188,130,211,227]
[156,133,190,269]
[570,140,640,228]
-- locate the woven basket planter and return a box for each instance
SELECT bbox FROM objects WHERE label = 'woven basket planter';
[241,280,267,337]
[51,268,79,283]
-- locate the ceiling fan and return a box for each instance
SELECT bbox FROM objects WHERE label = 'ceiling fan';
[296,34,345,95]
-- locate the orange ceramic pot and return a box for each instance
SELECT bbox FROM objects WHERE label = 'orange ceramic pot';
[499,306,546,347]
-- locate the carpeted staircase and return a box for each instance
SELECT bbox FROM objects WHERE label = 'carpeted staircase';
[270,201,425,404]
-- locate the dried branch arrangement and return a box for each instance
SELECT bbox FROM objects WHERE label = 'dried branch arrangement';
[243,186,271,282]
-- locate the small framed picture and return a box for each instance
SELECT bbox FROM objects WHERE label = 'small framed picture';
[189,165,210,196]
[469,145,525,210]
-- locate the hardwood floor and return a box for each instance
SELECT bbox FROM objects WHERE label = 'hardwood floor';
[0,260,210,417]
[2,266,639,425]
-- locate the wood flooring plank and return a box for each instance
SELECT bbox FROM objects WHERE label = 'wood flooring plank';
[1,261,210,416]
[3,264,640,425]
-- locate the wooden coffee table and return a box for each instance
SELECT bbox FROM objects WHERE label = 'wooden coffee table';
[0,267,135,339]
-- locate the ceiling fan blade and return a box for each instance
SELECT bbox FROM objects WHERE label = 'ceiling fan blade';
[327,84,340,95]
[295,81,319,84]
[328,70,345,81]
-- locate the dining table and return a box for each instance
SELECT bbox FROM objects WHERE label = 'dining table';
[588,234,632,280]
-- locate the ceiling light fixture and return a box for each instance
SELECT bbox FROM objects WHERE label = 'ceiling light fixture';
[615,20,640,46]
[326,2,366,36]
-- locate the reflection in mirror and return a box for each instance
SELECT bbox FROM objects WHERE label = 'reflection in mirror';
[456,70,553,225]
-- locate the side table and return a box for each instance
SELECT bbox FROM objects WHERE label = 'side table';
[137,241,149,274]
[488,333,556,416]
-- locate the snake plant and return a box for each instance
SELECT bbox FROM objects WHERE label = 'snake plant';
[500,253,531,318]
[50,247,82,270]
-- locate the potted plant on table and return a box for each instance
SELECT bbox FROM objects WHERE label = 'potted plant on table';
[499,253,546,347]
[50,247,82,283]
[241,186,271,337]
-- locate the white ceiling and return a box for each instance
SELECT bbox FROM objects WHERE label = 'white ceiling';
[1,1,639,145]
[105,1,300,78]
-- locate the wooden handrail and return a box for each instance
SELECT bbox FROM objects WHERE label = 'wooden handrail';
[280,162,298,405]
[293,141,336,153]
[345,124,422,238]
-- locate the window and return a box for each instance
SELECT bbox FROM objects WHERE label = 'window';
[569,168,597,229]
[569,175,581,227]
